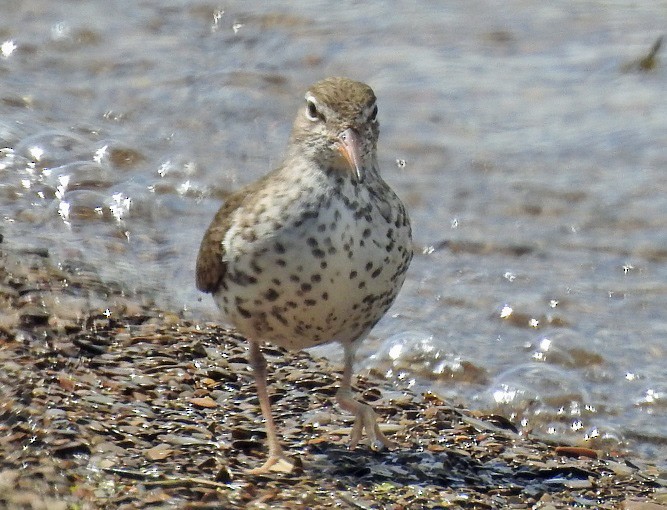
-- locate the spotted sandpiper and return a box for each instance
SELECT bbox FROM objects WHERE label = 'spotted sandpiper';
[196,77,413,473]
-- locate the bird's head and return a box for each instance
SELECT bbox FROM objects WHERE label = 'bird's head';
[289,77,379,183]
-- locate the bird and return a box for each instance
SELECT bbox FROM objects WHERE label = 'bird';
[195,77,413,473]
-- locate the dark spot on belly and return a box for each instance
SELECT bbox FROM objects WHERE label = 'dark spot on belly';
[264,288,279,301]
[271,310,288,326]
[250,259,263,274]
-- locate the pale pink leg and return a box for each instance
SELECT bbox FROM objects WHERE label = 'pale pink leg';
[247,341,294,473]
[335,343,396,450]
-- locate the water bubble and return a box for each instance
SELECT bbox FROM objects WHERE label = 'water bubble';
[483,362,589,415]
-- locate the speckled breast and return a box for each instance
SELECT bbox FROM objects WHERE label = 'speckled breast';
[213,178,412,350]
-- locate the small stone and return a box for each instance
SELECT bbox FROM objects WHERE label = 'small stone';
[191,396,217,408]
[145,444,173,461]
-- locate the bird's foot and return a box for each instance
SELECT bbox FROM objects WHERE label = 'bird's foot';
[247,452,299,475]
[347,401,398,451]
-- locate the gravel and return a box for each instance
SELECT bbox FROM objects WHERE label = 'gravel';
[1,243,666,509]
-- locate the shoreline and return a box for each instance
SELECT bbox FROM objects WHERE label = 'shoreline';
[1,243,666,509]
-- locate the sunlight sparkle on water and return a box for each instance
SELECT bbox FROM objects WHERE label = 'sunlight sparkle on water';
[532,337,551,360]
[585,427,600,440]
[58,201,70,220]
[211,10,224,32]
[56,175,70,199]
[1,40,17,57]
[177,180,192,195]
[110,192,131,221]
[158,160,172,177]
[641,388,664,404]
[29,146,44,161]
[493,385,518,404]
[94,145,108,164]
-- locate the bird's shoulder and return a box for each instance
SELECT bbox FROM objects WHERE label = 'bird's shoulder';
[195,171,277,294]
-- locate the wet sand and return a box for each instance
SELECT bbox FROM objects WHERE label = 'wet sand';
[1,241,666,509]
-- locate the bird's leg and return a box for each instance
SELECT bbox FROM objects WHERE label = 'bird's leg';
[335,343,397,450]
[247,340,294,474]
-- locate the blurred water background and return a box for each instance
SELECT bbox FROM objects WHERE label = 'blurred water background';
[1,1,666,466]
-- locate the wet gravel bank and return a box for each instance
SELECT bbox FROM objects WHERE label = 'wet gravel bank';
[1,242,666,509]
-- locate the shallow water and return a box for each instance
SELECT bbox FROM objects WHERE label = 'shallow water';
[1,1,666,465]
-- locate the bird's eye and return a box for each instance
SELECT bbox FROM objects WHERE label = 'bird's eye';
[306,99,321,122]
[370,104,378,122]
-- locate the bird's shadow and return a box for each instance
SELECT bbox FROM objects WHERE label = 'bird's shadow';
[303,440,596,495]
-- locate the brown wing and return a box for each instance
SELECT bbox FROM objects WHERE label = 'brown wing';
[195,169,278,294]
[195,191,247,294]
